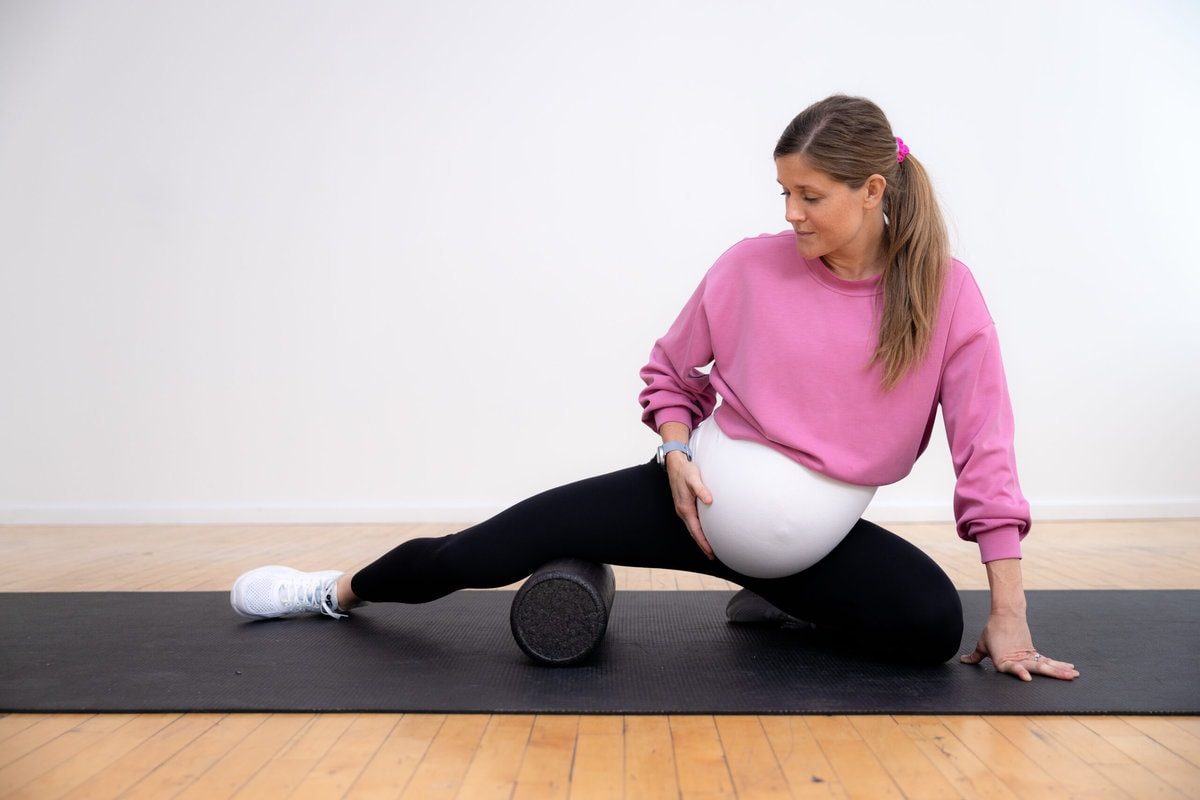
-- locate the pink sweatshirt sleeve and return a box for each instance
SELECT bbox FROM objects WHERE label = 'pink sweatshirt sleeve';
[638,278,719,433]
[939,320,1030,562]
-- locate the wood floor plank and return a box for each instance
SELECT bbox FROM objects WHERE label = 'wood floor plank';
[455,714,534,800]
[226,713,354,799]
[984,716,1127,798]
[288,713,401,799]
[0,716,44,748]
[623,716,677,800]
[1025,716,1136,768]
[1166,716,1200,740]
[1091,762,1192,800]
[0,715,104,775]
[512,714,579,800]
[713,715,792,799]
[802,716,859,743]
[397,714,489,800]
[345,713,442,797]
[117,713,266,800]
[850,715,960,799]
[758,716,844,798]
[816,739,903,799]
[670,714,734,798]
[3,714,178,800]
[893,714,1020,800]
[1081,717,1200,796]
[805,715,908,798]
[1122,716,1200,768]
[174,713,312,800]
[57,714,222,800]
[568,717,624,800]
[0,714,130,798]
[938,715,1062,797]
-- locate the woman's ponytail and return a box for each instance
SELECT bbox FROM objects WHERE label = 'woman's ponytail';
[876,149,949,388]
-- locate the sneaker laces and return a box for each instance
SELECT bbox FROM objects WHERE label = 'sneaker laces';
[280,573,347,619]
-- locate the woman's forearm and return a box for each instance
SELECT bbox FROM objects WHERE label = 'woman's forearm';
[659,421,691,445]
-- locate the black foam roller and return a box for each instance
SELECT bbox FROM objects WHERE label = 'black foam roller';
[509,558,616,666]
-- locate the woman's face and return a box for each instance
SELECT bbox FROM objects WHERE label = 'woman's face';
[775,153,885,278]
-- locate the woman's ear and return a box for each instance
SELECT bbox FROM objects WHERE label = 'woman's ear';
[863,174,887,209]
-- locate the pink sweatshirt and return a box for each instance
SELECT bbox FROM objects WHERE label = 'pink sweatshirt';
[639,231,1029,562]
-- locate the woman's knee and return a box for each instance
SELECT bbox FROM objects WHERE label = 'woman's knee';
[890,585,964,664]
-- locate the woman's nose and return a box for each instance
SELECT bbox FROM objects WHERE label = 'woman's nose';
[785,200,804,224]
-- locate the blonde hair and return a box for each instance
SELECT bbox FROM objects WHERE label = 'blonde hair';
[775,95,950,388]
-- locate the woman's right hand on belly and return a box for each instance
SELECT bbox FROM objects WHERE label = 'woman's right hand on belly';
[666,453,715,560]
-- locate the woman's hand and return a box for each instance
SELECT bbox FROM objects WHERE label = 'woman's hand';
[961,557,1079,681]
[664,451,715,559]
[659,422,714,558]
[960,610,1079,681]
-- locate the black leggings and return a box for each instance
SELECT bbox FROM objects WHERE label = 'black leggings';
[352,460,964,664]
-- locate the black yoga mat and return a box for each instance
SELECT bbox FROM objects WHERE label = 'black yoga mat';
[1,590,1196,715]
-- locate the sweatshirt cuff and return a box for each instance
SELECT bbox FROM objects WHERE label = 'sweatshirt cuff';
[975,525,1024,563]
[651,408,697,433]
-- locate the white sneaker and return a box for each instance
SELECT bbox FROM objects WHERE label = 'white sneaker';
[231,565,347,620]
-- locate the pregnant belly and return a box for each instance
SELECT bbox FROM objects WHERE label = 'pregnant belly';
[690,419,876,579]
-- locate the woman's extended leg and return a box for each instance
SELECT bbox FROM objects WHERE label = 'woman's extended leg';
[350,460,718,603]
[231,460,713,620]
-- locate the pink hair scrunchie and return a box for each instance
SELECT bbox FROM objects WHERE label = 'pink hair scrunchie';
[896,137,910,164]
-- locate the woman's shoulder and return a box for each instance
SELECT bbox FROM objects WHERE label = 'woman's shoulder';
[942,258,995,329]
[946,258,989,298]
[706,231,799,279]
[719,230,797,258]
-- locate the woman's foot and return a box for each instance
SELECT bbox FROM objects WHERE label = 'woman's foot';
[231,565,349,620]
[725,588,808,627]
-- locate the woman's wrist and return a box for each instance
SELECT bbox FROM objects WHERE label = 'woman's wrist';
[658,421,691,444]
[984,557,1028,616]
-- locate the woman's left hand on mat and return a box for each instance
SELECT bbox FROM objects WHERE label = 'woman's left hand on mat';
[960,611,1080,681]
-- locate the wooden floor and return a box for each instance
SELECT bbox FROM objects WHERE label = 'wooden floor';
[1,519,1198,799]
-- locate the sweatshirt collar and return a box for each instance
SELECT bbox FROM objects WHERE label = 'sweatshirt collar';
[804,257,883,297]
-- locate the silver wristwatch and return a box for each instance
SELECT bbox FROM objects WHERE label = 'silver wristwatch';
[656,441,693,468]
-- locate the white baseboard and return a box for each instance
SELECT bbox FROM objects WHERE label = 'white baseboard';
[866,499,1200,523]
[2,500,1198,526]
[0,505,499,526]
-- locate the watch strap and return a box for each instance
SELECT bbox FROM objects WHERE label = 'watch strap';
[657,441,692,467]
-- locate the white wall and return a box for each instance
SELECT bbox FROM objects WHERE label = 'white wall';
[1,0,1197,525]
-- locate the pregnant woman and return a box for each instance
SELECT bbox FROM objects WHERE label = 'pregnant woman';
[231,94,1078,683]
